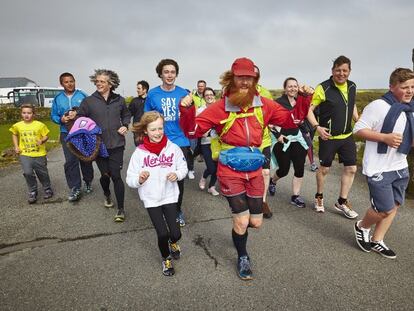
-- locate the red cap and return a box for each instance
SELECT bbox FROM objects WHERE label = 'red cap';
[231,57,256,77]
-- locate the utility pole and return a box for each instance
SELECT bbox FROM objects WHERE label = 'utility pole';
[412,48,414,70]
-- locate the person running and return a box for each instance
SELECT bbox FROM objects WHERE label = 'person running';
[51,72,93,202]
[10,103,53,204]
[144,58,192,227]
[126,111,187,276]
[129,80,149,146]
[193,57,309,280]
[78,69,131,222]
[307,55,359,218]
[197,87,219,196]
[269,77,313,208]
[353,68,414,259]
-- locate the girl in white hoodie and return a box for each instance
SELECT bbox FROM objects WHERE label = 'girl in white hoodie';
[126,111,188,276]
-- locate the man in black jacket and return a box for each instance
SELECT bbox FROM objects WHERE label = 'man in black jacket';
[79,69,131,222]
[307,55,359,219]
[129,80,149,145]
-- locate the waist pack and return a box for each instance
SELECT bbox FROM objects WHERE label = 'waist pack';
[219,147,265,172]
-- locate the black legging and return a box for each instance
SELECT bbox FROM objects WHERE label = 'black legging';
[273,141,307,178]
[225,193,263,215]
[96,147,125,211]
[147,203,182,259]
[177,146,191,214]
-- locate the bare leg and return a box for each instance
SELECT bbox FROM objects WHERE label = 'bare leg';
[292,176,303,196]
[316,166,329,193]
[340,165,357,199]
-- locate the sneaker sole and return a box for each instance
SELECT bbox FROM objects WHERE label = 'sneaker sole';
[290,201,306,208]
[353,226,371,253]
[313,206,325,213]
[238,274,253,281]
[371,248,396,259]
[114,217,125,223]
[334,205,358,219]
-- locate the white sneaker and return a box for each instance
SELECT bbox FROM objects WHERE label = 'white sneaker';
[208,186,220,196]
[199,177,206,190]
[188,170,195,180]
[314,196,325,213]
[334,201,358,219]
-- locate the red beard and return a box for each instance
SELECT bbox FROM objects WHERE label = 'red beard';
[227,86,257,109]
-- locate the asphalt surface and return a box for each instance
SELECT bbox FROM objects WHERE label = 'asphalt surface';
[1,134,413,311]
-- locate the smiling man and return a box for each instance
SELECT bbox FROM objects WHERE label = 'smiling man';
[307,55,360,219]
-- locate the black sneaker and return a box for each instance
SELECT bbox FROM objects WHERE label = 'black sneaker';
[371,240,396,259]
[44,188,54,199]
[290,195,306,208]
[28,191,37,204]
[84,182,93,194]
[237,255,253,280]
[114,210,125,223]
[162,257,175,276]
[268,179,276,196]
[169,241,181,260]
[354,221,371,252]
[104,195,114,208]
[68,188,81,202]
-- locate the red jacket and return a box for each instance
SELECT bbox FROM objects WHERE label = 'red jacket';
[195,95,300,178]
[179,104,196,139]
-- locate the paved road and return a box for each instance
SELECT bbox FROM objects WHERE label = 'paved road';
[1,135,413,311]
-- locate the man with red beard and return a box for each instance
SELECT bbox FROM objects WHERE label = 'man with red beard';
[193,57,311,280]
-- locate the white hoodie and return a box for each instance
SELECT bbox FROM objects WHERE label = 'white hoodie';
[126,139,188,208]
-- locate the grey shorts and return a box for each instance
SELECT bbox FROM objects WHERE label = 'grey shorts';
[366,168,409,213]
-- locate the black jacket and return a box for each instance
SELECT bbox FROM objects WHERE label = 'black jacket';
[79,91,131,149]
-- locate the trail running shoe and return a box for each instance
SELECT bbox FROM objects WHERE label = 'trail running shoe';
[314,196,325,213]
[169,242,181,260]
[114,210,125,222]
[237,255,253,280]
[84,182,93,194]
[176,211,186,227]
[354,221,371,252]
[28,191,37,204]
[162,257,175,276]
[188,170,195,180]
[268,179,276,196]
[334,201,358,219]
[43,188,54,199]
[371,240,396,259]
[104,195,114,208]
[68,188,81,202]
[199,177,206,190]
[310,162,318,172]
[290,195,306,208]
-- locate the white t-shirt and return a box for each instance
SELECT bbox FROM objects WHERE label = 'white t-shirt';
[353,99,410,177]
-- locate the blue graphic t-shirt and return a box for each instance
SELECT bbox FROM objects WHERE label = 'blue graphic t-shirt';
[144,85,190,147]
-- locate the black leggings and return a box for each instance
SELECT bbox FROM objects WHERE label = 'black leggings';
[177,146,191,214]
[274,142,307,178]
[147,203,182,259]
[96,147,125,211]
[226,193,262,215]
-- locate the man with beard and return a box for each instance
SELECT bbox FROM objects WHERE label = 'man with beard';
[193,57,311,280]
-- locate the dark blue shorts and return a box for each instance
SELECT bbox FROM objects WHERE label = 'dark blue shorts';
[366,168,409,213]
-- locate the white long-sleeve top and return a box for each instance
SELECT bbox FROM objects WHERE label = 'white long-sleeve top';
[126,140,188,208]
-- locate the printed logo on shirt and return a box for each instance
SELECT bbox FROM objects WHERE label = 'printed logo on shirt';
[143,153,174,168]
[371,173,383,182]
[161,97,177,122]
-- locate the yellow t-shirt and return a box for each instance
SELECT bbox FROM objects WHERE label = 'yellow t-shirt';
[311,82,351,140]
[9,120,49,157]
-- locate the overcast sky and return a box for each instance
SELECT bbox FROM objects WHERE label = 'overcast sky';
[1,0,413,96]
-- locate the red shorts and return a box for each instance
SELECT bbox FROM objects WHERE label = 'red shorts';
[219,174,264,198]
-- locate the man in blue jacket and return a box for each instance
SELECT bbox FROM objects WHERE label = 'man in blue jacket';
[51,72,93,202]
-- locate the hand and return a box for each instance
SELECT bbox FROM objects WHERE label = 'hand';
[139,171,150,184]
[277,135,287,143]
[14,147,21,154]
[166,172,178,182]
[316,126,332,140]
[67,110,77,120]
[118,126,128,136]
[61,115,70,123]
[36,139,44,146]
[180,94,193,107]
[383,132,403,149]
[299,85,314,95]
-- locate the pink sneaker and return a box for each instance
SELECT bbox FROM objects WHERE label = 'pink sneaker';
[208,186,220,196]
[199,178,206,190]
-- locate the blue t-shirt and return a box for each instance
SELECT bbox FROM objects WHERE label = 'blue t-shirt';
[144,85,190,147]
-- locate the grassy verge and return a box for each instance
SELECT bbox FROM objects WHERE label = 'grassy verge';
[0,120,60,168]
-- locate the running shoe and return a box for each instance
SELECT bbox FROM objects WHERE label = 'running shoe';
[310,162,318,172]
[290,196,306,208]
[68,188,81,202]
[188,170,195,180]
[268,179,276,196]
[104,195,114,208]
[114,210,125,223]
[208,186,220,196]
[84,182,93,194]
[199,178,206,190]
[237,255,253,280]
[43,188,54,199]
[334,201,358,219]
[262,202,273,219]
[354,221,371,252]
[28,191,37,204]
[169,241,181,260]
[162,257,175,276]
[371,240,396,259]
[176,211,186,227]
[314,196,325,213]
